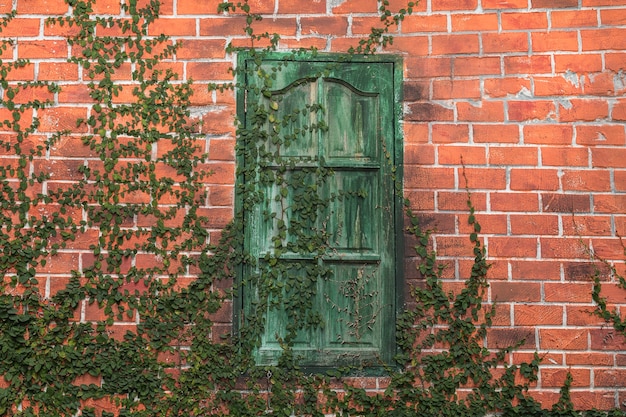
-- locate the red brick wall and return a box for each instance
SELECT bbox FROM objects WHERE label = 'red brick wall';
[3,0,626,410]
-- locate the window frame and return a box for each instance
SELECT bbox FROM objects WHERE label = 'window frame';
[233,51,405,372]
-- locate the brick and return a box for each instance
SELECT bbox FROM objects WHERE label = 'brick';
[404,122,429,144]
[352,16,392,35]
[432,123,470,143]
[451,13,499,31]
[510,214,559,235]
[489,237,538,258]
[545,283,593,302]
[566,306,607,326]
[437,191,487,211]
[540,328,588,350]
[453,57,501,76]
[534,75,585,97]
[570,391,617,411]
[38,63,79,81]
[331,0,378,13]
[615,171,626,192]
[300,17,348,35]
[524,125,573,145]
[531,31,579,52]
[405,166,455,189]
[592,148,626,169]
[460,213,508,234]
[432,34,480,55]
[582,28,626,52]
[405,144,435,164]
[566,352,614,366]
[38,107,88,133]
[17,0,69,14]
[542,368,590,387]
[590,329,626,350]
[592,238,626,259]
[432,79,480,100]
[385,36,429,55]
[149,18,197,36]
[202,163,235,185]
[601,9,626,26]
[484,77,532,98]
[486,327,536,349]
[187,62,233,81]
[199,17,245,36]
[278,0,325,13]
[606,53,626,71]
[175,40,225,59]
[540,237,589,258]
[577,124,626,146]
[438,145,485,165]
[541,194,590,213]
[593,194,626,213]
[585,71,624,96]
[488,146,537,165]
[555,54,604,73]
[511,260,560,280]
[532,0,578,8]
[432,0,478,11]
[0,18,40,37]
[462,167,507,189]
[504,55,552,75]
[178,0,232,14]
[279,38,327,50]
[614,99,626,121]
[562,169,611,192]
[18,40,68,59]
[551,10,598,28]
[563,215,612,236]
[492,282,541,302]
[405,191,435,211]
[508,100,556,122]
[501,12,548,30]
[483,0,527,9]
[511,168,559,191]
[560,99,609,122]
[200,108,235,136]
[484,33,529,54]
[420,213,457,234]
[457,101,504,122]
[595,369,626,387]
[434,235,477,257]
[542,146,589,167]
[405,102,454,122]
[402,14,450,33]
[404,81,430,101]
[491,192,539,212]
[473,124,519,143]
[405,57,453,78]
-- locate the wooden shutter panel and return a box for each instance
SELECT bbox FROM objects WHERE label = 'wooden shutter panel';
[239,54,402,370]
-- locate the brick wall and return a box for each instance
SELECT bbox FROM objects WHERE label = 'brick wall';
[3,0,626,410]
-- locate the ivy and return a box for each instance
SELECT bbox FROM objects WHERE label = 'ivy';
[0,0,621,416]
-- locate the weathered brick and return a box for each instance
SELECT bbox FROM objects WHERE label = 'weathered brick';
[489,237,538,258]
[510,214,559,235]
[438,145,485,165]
[511,168,559,191]
[491,192,539,212]
[504,55,552,75]
[457,101,504,122]
[432,123,470,143]
[501,12,548,30]
[540,329,588,350]
[473,124,519,143]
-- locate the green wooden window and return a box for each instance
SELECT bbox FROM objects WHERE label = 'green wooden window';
[236,53,403,370]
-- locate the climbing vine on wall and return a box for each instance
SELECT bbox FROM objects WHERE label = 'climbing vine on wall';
[0,0,609,416]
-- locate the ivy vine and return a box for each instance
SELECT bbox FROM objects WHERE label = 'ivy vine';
[0,0,621,416]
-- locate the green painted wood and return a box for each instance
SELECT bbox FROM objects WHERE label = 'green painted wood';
[239,53,402,370]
